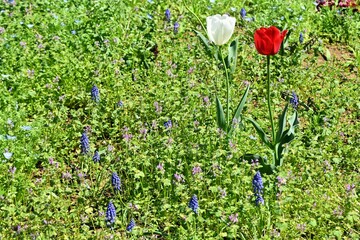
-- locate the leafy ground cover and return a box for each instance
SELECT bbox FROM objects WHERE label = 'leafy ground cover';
[0,0,359,239]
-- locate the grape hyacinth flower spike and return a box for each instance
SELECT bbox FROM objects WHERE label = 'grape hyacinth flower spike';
[290,91,299,109]
[91,85,100,102]
[240,8,246,18]
[106,201,116,224]
[252,171,264,195]
[80,132,90,154]
[189,195,199,214]
[126,218,135,232]
[111,172,121,192]
[174,22,179,34]
[93,151,100,163]
[252,171,264,205]
[299,32,304,44]
[165,9,171,22]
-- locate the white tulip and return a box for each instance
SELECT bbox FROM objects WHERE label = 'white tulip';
[206,14,236,46]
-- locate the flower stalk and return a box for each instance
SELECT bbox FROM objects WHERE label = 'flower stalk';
[266,55,276,145]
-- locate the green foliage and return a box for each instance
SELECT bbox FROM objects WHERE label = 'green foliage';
[0,0,358,239]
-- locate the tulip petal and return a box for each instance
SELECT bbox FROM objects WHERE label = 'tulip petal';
[206,14,236,45]
[254,26,287,55]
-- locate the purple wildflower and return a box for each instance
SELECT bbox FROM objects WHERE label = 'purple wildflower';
[9,166,16,175]
[156,163,164,172]
[192,166,202,175]
[345,184,355,194]
[62,171,72,179]
[154,101,162,113]
[122,133,133,142]
[174,173,183,182]
[229,213,238,223]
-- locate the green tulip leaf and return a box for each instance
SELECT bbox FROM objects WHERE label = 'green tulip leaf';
[228,85,250,136]
[228,38,238,74]
[194,30,218,61]
[215,96,227,132]
[247,118,273,149]
[276,104,288,143]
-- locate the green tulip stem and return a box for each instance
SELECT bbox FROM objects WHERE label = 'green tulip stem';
[219,48,230,129]
[266,55,276,146]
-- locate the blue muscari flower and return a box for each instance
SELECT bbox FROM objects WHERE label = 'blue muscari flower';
[255,194,264,205]
[174,22,179,34]
[252,171,263,195]
[299,32,304,44]
[71,30,76,35]
[111,172,121,191]
[189,195,199,214]
[165,9,171,22]
[80,132,90,154]
[126,218,135,232]
[93,151,100,163]
[91,85,100,102]
[117,100,124,107]
[164,120,172,129]
[290,91,299,109]
[240,8,246,18]
[106,201,116,224]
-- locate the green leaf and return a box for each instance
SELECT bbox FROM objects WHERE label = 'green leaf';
[228,85,249,136]
[195,30,218,61]
[215,96,227,132]
[276,104,288,143]
[289,110,299,128]
[247,118,273,149]
[228,38,238,74]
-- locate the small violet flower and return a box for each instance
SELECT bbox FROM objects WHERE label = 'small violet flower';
[192,166,202,175]
[229,213,239,223]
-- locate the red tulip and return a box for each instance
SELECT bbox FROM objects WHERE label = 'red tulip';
[254,26,288,56]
